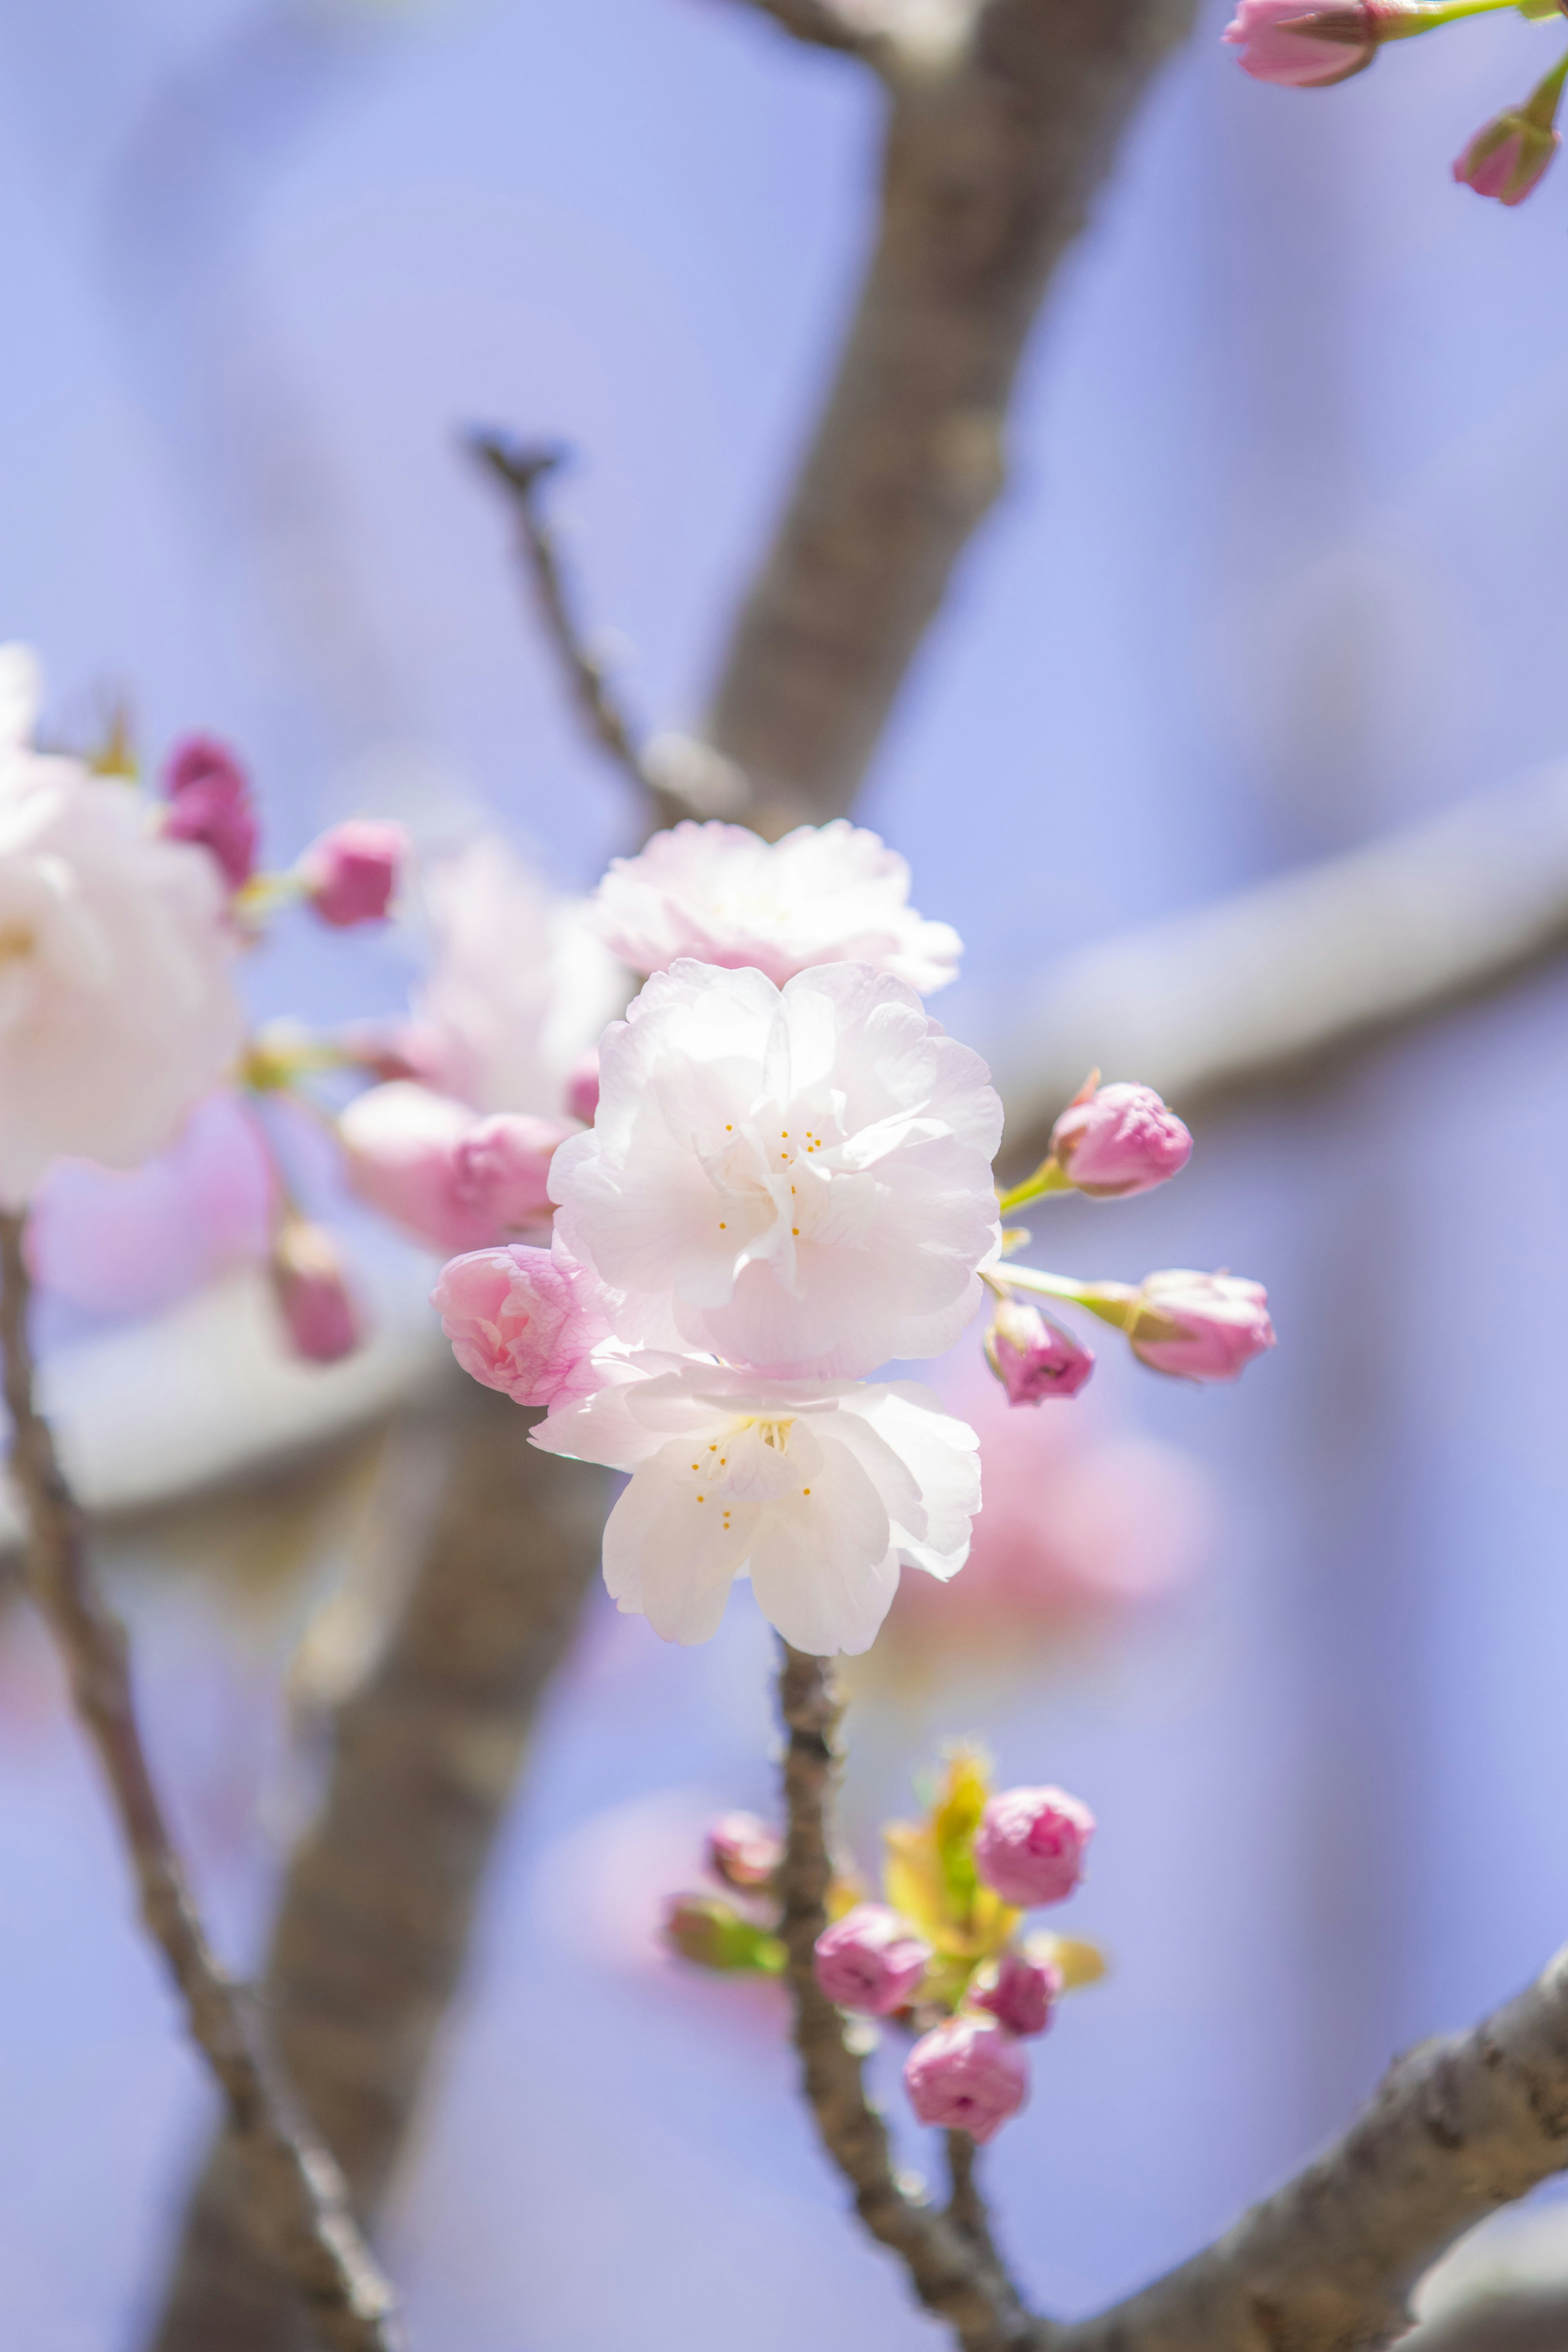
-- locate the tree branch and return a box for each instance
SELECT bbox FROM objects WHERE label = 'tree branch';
[702,0,1199,830]
[722,0,889,57]
[1404,2287,1568,2351]
[0,1214,402,2352]
[775,1642,1040,2352]
[145,1377,606,2352]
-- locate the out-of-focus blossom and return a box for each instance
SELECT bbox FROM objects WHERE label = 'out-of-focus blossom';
[162,735,258,893]
[29,1092,275,1319]
[970,1949,1061,2038]
[903,2015,1029,2143]
[1222,0,1383,84]
[430,1241,612,1409]
[551,961,1001,1381]
[1453,65,1566,205]
[0,646,243,1207]
[531,1354,980,1654]
[407,836,626,1118]
[591,818,962,993]
[563,1049,601,1126]
[813,1902,931,2014]
[268,1214,361,1363]
[984,1297,1095,1404]
[974,1786,1095,1908]
[298,818,407,927]
[662,1893,784,1971]
[341,1081,569,1253]
[1130,1268,1276,1383]
[1049,1079,1191,1199]
[706,1811,782,1891]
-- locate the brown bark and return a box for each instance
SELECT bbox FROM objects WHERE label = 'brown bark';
[147,1380,606,2352]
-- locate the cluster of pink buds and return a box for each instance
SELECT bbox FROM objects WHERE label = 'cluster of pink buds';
[1222,0,1568,209]
[985,1075,1275,1403]
[160,733,407,928]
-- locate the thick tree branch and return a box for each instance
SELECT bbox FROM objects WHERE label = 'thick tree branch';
[0,1214,402,2352]
[146,1378,606,2352]
[775,1642,1039,2352]
[703,0,1199,830]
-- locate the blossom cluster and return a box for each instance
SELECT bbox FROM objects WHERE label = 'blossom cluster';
[1223,0,1568,210]
[666,1750,1104,2146]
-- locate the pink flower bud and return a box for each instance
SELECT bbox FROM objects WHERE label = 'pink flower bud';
[268,1216,361,1364]
[1453,109,1560,206]
[1130,1268,1276,1384]
[430,1241,610,1410]
[299,819,407,927]
[706,1810,783,1891]
[162,734,258,892]
[974,1786,1095,1908]
[1221,0,1383,85]
[662,1893,782,1971]
[341,1082,570,1254]
[904,2016,1029,2145]
[563,1049,601,1125]
[984,1298,1095,1405]
[452,1114,567,1234]
[813,1903,931,2016]
[970,1950,1062,2039]
[1049,1080,1192,1199]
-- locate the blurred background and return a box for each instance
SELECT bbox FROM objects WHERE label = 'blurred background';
[4,0,1568,2344]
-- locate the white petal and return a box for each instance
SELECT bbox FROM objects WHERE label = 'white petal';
[603,1444,760,1643]
[746,1429,895,1655]
[837,1382,981,1579]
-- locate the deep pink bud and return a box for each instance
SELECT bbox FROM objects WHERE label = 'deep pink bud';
[1453,109,1561,205]
[813,1903,931,2016]
[299,819,407,927]
[974,1787,1095,1908]
[162,733,258,892]
[985,1298,1095,1405]
[706,1810,783,1891]
[1130,1269,1276,1384]
[430,1241,610,1409]
[1221,0,1382,85]
[971,1950,1062,2039]
[904,2016,1029,2145]
[268,1216,362,1364]
[1050,1080,1191,1199]
[563,1050,601,1126]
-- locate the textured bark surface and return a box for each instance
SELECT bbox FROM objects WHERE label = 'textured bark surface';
[147,1380,606,2352]
[706,0,1199,830]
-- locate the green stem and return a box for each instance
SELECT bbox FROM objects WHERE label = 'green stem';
[995,1158,1072,1216]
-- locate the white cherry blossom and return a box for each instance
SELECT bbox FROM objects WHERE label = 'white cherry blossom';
[531,1352,981,1653]
[0,648,243,1207]
[590,818,962,994]
[548,960,1002,1380]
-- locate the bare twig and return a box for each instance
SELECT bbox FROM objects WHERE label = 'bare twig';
[0,1214,401,2352]
[775,1642,1040,2352]
[703,0,1199,830]
[147,1376,606,2352]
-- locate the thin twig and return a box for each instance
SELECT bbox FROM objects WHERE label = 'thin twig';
[0,1212,403,2352]
[775,1641,1042,2352]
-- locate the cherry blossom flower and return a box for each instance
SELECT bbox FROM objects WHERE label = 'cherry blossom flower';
[904,2015,1029,2142]
[0,647,243,1207]
[549,961,1002,1381]
[1131,1269,1277,1383]
[340,1080,570,1253]
[590,819,962,993]
[530,1354,981,1654]
[430,1240,613,1408]
[1049,1079,1191,1199]
[814,1903,931,2014]
[973,1786,1095,1907]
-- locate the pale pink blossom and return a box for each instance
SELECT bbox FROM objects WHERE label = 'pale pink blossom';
[974,1787,1095,1908]
[706,1811,782,1891]
[970,1950,1061,2038]
[590,818,962,993]
[269,1216,361,1363]
[1131,1269,1276,1384]
[407,836,626,1118]
[29,1092,275,1317]
[162,735,258,892]
[430,1241,612,1408]
[984,1298,1094,1404]
[531,1353,981,1653]
[341,1081,569,1253]
[1049,1080,1191,1199]
[1222,0,1382,86]
[0,648,244,1207]
[299,819,406,927]
[1453,109,1560,206]
[904,2016,1029,2143]
[813,1902,931,2014]
[550,961,1002,1381]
